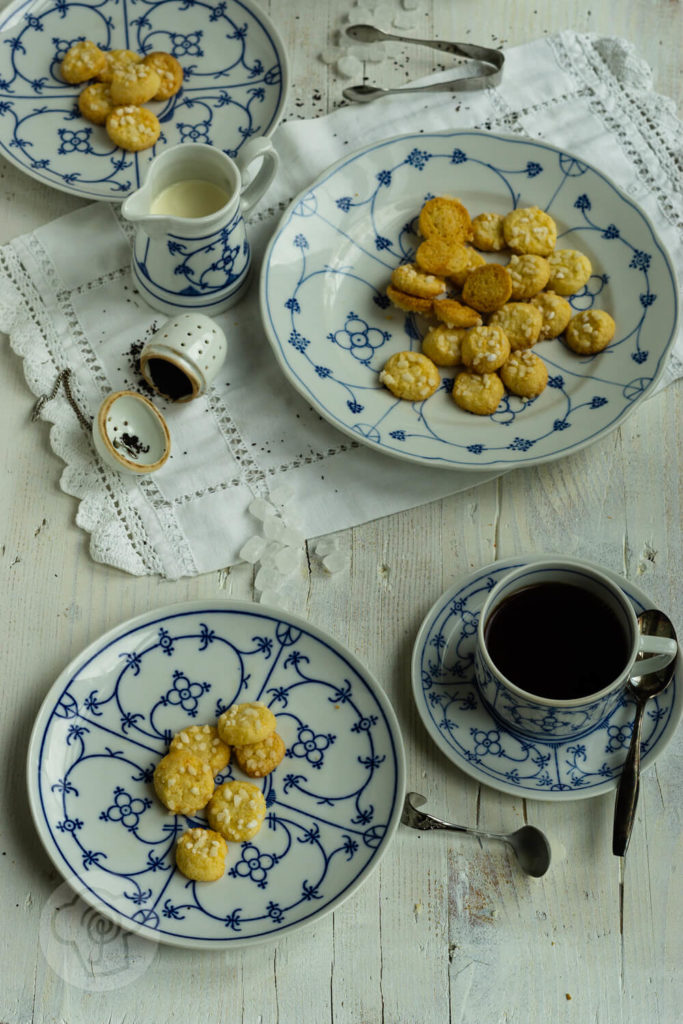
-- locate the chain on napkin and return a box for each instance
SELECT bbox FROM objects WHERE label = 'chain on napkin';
[31,368,92,430]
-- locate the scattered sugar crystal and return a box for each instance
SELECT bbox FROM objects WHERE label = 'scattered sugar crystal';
[278,524,305,548]
[320,47,342,65]
[275,546,301,575]
[248,497,275,521]
[259,587,284,606]
[322,551,349,574]
[239,535,268,564]
[259,541,284,567]
[268,483,295,506]
[263,515,286,541]
[336,54,364,78]
[315,536,340,556]
[350,43,387,62]
[255,564,284,591]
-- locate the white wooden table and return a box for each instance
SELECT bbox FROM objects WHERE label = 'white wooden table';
[1,2,681,1022]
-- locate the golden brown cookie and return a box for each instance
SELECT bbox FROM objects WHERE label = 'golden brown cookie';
[175,828,228,882]
[471,212,506,252]
[110,61,161,105]
[206,781,267,842]
[500,350,549,398]
[461,263,513,313]
[143,51,184,99]
[61,40,107,84]
[449,247,487,289]
[452,371,505,416]
[390,262,445,299]
[546,249,592,295]
[418,196,472,243]
[169,724,231,776]
[421,325,469,367]
[153,750,214,815]
[379,350,441,401]
[432,297,482,329]
[503,206,557,256]
[97,49,141,83]
[105,105,161,151]
[488,302,543,350]
[217,701,277,747]
[415,237,470,278]
[507,254,551,300]
[234,732,286,778]
[564,309,616,354]
[385,284,434,316]
[529,290,573,339]
[78,81,115,125]
[461,324,511,374]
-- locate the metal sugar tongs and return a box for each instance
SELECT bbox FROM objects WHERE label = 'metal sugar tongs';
[342,24,504,103]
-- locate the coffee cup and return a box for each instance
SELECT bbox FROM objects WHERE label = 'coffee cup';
[474,557,678,741]
[121,139,279,316]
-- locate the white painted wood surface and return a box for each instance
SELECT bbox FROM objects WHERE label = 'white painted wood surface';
[1,1,681,1021]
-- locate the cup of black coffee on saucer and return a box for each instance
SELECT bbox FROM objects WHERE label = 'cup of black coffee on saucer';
[473,556,678,742]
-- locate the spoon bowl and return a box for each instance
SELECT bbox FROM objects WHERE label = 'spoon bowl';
[401,792,551,878]
[612,609,678,856]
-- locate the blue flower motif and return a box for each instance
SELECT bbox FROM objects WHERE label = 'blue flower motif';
[171,31,203,56]
[553,419,570,431]
[547,375,565,389]
[328,312,389,363]
[389,430,406,440]
[290,725,335,768]
[293,233,308,249]
[405,148,430,169]
[288,329,309,353]
[315,365,332,378]
[162,899,185,920]
[56,817,83,833]
[177,121,210,144]
[632,350,648,364]
[376,169,392,186]
[161,670,210,716]
[508,436,534,451]
[375,235,392,250]
[450,148,467,164]
[603,224,620,239]
[57,127,92,155]
[285,297,300,312]
[589,396,607,408]
[100,786,152,831]
[639,293,656,307]
[574,194,591,211]
[373,293,390,309]
[526,161,542,177]
[336,196,352,212]
[629,250,651,272]
[347,399,363,414]
[229,843,278,889]
[351,714,378,733]
[467,443,484,454]
[266,901,285,922]
[471,728,503,758]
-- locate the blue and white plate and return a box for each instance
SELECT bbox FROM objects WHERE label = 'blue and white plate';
[0,0,288,200]
[412,556,681,800]
[27,601,405,948]
[261,130,678,471]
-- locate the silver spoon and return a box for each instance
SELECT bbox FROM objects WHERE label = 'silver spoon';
[343,25,504,103]
[612,609,678,856]
[401,791,551,877]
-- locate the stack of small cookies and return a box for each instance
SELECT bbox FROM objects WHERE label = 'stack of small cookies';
[380,196,616,415]
[60,40,183,151]
[153,701,285,882]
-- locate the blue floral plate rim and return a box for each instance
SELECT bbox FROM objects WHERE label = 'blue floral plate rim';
[260,128,678,472]
[411,555,681,801]
[0,0,289,200]
[27,599,406,948]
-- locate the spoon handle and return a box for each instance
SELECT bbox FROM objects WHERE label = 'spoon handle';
[612,700,646,856]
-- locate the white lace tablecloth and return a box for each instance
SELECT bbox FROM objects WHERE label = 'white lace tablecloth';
[1,30,681,578]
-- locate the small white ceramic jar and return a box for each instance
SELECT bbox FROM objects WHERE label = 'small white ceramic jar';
[139,312,228,401]
[92,390,171,475]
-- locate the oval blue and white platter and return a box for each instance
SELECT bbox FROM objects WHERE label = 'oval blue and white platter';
[0,0,288,200]
[412,556,681,800]
[27,600,406,948]
[261,130,678,471]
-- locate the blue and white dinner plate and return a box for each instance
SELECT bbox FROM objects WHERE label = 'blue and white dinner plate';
[412,556,681,801]
[27,601,405,948]
[261,130,678,471]
[0,0,288,200]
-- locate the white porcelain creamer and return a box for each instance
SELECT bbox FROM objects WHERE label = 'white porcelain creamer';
[121,140,278,316]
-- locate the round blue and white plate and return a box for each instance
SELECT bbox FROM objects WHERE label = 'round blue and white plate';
[412,556,681,801]
[0,0,288,200]
[27,601,405,948]
[261,130,678,471]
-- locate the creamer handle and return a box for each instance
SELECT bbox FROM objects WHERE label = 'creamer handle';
[236,138,279,213]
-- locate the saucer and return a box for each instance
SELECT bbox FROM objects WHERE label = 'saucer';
[411,556,681,801]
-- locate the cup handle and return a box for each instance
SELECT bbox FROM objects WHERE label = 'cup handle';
[635,634,678,676]
[236,137,279,214]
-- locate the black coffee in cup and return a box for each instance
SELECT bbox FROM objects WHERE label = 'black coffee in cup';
[483,581,631,701]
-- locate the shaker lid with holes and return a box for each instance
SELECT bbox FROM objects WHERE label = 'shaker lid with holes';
[139,313,228,402]
[92,391,170,475]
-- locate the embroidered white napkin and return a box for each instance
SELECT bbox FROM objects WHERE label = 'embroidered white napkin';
[1,30,681,578]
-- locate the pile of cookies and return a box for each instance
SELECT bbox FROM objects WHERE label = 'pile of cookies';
[60,40,183,151]
[153,700,285,882]
[379,196,616,415]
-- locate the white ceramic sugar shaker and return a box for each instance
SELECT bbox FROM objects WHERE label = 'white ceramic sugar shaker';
[139,313,227,402]
[92,390,170,474]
